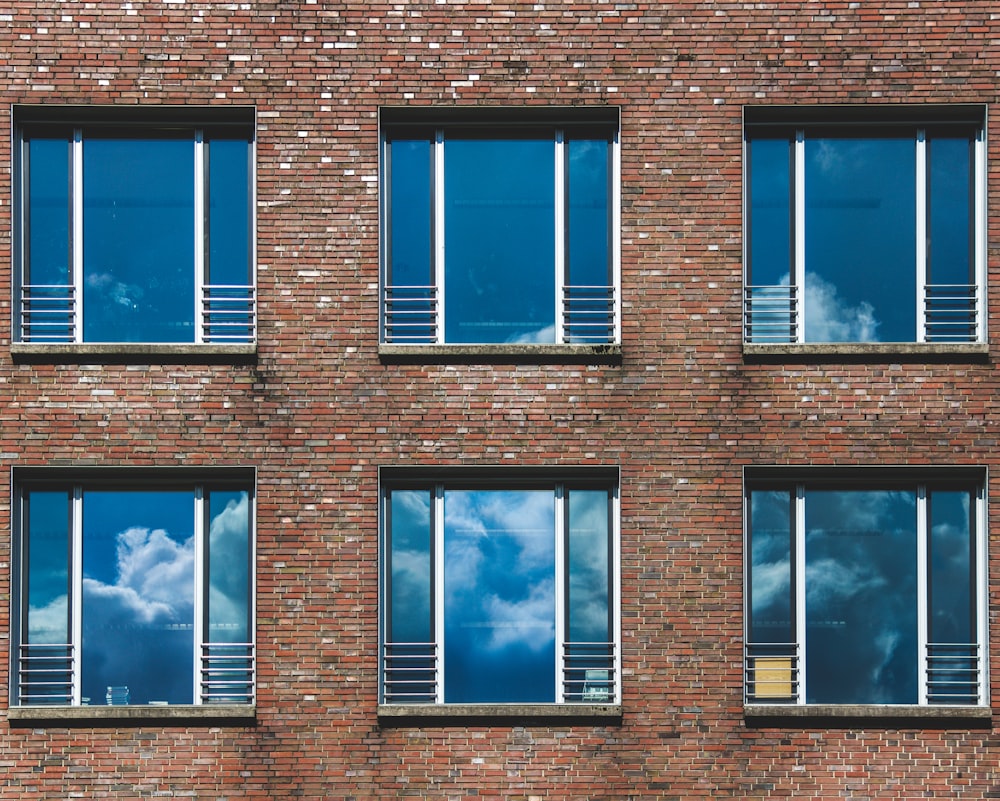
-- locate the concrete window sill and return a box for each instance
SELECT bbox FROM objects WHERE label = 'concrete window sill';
[378,703,622,725]
[7,704,256,727]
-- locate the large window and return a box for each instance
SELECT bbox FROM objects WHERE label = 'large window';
[745,469,987,707]
[380,108,620,346]
[380,468,619,706]
[12,470,254,708]
[14,107,255,345]
[744,106,985,345]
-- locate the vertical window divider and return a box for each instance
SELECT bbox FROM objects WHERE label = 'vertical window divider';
[916,485,929,705]
[433,131,446,345]
[974,127,987,343]
[553,483,567,703]
[915,131,928,343]
[554,131,566,345]
[793,484,806,704]
[611,481,622,705]
[193,486,205,705]
[432,484,445,704]
[71,129,84,344]
[194,131,206,345]
[793,131,805,344]
[70,485,83,706]
[975,482,988,704]
[611,128,622,345]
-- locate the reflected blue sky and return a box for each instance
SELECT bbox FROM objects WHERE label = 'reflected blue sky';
[25,132,252,343]
[749,485,978,705]
[387,132,612,344]
[386,485,613,703]
[24,488,250,706]
[748,131,974,343]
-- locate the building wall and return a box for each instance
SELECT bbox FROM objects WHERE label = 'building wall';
[0,1,998,798]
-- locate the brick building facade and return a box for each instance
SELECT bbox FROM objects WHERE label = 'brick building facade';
[0,1,998,798]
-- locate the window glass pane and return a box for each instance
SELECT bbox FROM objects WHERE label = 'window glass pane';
[748,489,793,645]
[82,138,195,343]
[566,489,610,644]
[443,489,555,702]
[207,138,252,287]
[25,491,71,647]
[81,490,194,705]
[928,137,973,286]
[928,490,974,645]
[389,139,433,289]
[804,137,915,342]
[26,137,72,287]
[388,489,433,645]
[747,138,792,288]
[804,489,917,704]
[566,138,610,287]
[444,139,555,343]
[207,490,251,644]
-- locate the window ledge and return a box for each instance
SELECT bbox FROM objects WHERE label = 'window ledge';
[11,343,257,365]
[743,342,989,363]
[379,344,622,365]
[7,704,256,726]
[745,704,991,725]
[377,703,622,725]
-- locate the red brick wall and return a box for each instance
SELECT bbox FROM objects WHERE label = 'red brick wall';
[0,1,998,798]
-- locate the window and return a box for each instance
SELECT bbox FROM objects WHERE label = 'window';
[14,107,255,345]
[744,106,985,345]
[745,469,987,707]
[380,108,620,346]
[380,468,619,706]
[12,469,254,708]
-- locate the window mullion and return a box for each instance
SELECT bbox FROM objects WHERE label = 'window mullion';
[916,485,929,704]
[793,131,805,344]
[70,486,83,706]
[193,486,206,705]
[975,483,988,705]
[554,131,566,344]
[433,484,445,704]
[794,484,806,704]
[433,131,445,345]
[974,127,987,343]
[72,129,83,344]
[194,132,206,344]
[554,484,566,702]
[915,131,928,343]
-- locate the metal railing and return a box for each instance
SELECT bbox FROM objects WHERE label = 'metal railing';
[926,642,980,705]
[924,283,979,342]
[202,284,256,343]
[200,642,256,704]
[562,641,617,703]
[382,285,438,343]
[382,642,438,703]
[21,284,76,343]
[18,643,75,705]
[562,285,616,343]
[745,643,799,703]
[744,284,797,344]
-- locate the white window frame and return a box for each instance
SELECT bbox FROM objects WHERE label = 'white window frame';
[13,107,257,346]
[743,106,987,346]
[378,468,622,708]
[11,469,256,709]
[744,469,988,709]
[379,109,621,347]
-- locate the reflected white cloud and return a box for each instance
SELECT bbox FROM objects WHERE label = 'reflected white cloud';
[803,271,879,342]
[508,324,555,344]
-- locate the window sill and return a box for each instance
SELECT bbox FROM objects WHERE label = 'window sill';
[377,703,622,725]
[11,343,257,365]
[7,704,256,727]
[745,704,991,726]
[379,343,622,365]
[743,342,989,364]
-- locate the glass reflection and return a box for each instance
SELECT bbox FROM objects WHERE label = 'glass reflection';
[83,138,195,342]
[207,138,252,287]
[748,489,793,646]
[748,138,792,289]
[388,489,433,645]
[444,139,555,343]
[25,491,71,647]
[443,489,556,703]
[207,491,250,644]
[804,489,917,704]
[81,490,195,705]
[804,137,915,342]
[566,138,610,288]
[389,139,433,289]
[27,137,72,288]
